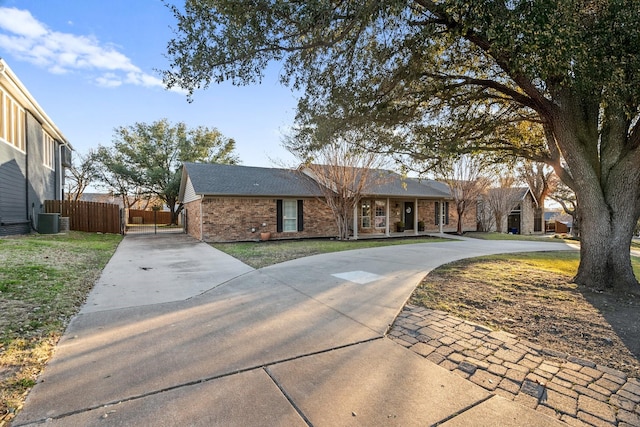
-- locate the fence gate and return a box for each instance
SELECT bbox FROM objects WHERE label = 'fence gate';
[124,209,186,235]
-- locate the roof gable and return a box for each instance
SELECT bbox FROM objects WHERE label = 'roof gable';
[181,163,323,197]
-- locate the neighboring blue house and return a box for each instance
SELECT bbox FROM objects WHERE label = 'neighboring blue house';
[0,59,72,235]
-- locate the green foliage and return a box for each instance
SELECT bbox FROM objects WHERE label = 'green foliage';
[163,1,640,290]
[95,119,239,219]
[162,0,640,177]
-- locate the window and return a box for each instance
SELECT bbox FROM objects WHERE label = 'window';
[43,131,55,169]
[534,208,542,232]
[277,199,303,233]
[361,200,371,228]
[374,200,386,228]
[283,200,297,232]
[435,201,450,225]
[0,89,25,151]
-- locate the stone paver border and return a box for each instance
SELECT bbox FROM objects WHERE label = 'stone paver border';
[389,305,640,427]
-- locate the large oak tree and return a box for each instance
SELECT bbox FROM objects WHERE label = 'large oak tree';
[163,1,640,293]
[97,119,239,223]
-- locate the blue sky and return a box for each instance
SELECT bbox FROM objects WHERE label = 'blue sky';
[0,0,299,167]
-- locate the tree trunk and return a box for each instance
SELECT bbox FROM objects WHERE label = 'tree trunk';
[570,207,580,239]
[494,213,504,233]
[563,132,640,293]
[548,100,640,294]
[573,204,638,294]
[167,199,178,225]
[456,204,464,235]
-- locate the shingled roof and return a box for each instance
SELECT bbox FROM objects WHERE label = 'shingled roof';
[364,172,451,198]
[301,165,452,198]
[181,162,324,197]
[180,162,452,200]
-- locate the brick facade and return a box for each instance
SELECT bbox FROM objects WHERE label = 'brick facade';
[186,196,481,242]
[417,200,477,233]
[184,199,202,240]
[185,197,337,242]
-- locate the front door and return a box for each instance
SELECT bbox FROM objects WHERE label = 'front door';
[404,202,414,230]
[507,213,520,234]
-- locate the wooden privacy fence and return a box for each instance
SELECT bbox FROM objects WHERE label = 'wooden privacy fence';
[45,200,122,234]
[128,209,173,224]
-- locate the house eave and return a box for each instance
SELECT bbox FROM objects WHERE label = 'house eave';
[0,59,72,149]
[197,193,320,198]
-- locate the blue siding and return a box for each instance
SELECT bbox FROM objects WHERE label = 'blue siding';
[0,112,61,234]
[0,140,27,223]
[0,61,68,235]
[25,112,58,228]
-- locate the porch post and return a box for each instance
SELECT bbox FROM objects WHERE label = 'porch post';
[385,198,390,236]
[414,197,419,235]
[353,203,358,240]
[439,199,444,234]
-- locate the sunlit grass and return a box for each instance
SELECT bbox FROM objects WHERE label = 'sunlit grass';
[0,231,121,422]
[212,236,451,269]
[464,231,569,242]
[412,251,640,314]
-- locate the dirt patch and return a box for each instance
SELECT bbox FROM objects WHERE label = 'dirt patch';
[410,254,640,378]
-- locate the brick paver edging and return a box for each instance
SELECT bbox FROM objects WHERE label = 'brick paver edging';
[388,305,640,427]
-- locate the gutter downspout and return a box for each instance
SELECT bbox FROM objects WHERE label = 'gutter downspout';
[439,199,444,234]
[199,194,204,241]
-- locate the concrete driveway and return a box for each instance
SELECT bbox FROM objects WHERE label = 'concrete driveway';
[13,234,574,426]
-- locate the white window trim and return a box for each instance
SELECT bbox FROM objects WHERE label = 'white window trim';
[43,130,55,170]
[374,199,386,229]
[361,199,371,228]
[282,199,298,232]
[0,89,26,153]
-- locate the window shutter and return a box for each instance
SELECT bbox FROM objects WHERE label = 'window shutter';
[297,200,304,231]
[434,202,439,225]
[445,202,450,225]
[276,200,283,232]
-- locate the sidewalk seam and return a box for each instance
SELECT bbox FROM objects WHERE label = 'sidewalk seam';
[13,337,384,427]
[263,367,314,427]
[429,394,495,426]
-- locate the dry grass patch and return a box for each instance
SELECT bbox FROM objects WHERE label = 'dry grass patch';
[0,232,121,425]
[411,251,640,378]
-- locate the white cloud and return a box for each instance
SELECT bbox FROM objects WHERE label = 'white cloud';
[95,73,123,88]
[0,7,165,90]
[0,7,47,37]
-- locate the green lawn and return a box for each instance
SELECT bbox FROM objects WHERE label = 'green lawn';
[0,231,121,420]
[464,231,571,242]
[212,236,450,269]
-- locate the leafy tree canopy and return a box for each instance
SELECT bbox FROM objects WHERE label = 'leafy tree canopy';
[163,1,640,292]
[97,119,239,221]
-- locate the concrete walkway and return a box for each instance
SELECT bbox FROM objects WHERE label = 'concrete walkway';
[14,234,577,426]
